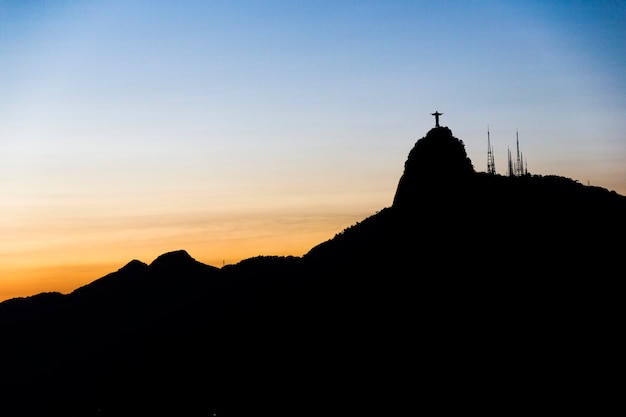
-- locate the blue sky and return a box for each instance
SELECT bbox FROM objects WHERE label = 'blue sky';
[1,0,625,299]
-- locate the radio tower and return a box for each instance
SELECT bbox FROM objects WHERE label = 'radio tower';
[515,130,522,176]
[487,126,496,174]
[507,129,528,176]
[515,129,528,176]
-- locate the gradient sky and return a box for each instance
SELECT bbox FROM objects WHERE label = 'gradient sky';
[1,0,625,301]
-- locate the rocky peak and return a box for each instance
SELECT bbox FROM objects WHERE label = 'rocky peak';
[392,126,474,208]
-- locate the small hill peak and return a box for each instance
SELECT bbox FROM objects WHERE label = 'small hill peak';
[147,250,219,277]
[149,250,195,269]
[119,259,149,273]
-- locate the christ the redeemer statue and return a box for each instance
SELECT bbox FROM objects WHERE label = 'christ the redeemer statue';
[431,111,443,127]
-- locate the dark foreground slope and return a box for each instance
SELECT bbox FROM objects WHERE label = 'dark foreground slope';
[1,127,624,416]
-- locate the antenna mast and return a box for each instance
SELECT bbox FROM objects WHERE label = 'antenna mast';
[507,146,514,177]
[506,128,529,177]
[515,129,523,177]
[487,126,496,174]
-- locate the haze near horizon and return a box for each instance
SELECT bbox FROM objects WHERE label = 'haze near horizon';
[1,1,625,301]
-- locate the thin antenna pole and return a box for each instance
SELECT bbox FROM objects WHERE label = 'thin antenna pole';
[487,125,496,174]
[516,129,522,177]
[507,147,512,176]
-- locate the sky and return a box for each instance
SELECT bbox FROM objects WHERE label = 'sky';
[1,0,625,301]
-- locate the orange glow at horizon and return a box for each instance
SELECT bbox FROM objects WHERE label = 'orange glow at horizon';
[0,208,376,302]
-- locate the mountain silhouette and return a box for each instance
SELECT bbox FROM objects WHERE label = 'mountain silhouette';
[393,125,475,204]
[1,125,624,416]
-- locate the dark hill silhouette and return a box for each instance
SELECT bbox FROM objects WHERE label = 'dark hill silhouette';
[393,126,475,205]
[1,125,624,416]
